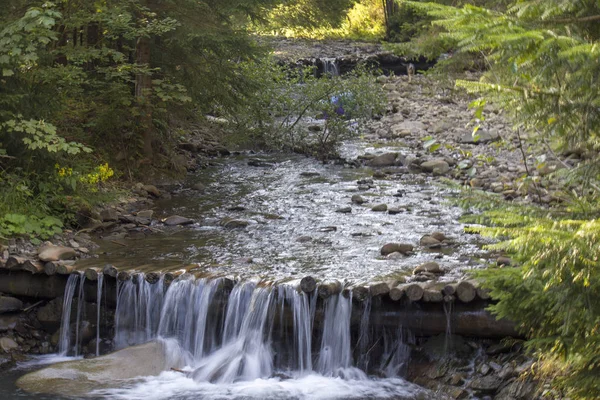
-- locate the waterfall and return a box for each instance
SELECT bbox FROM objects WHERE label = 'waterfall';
[58,273,80,355]
[321,57,339,77]
[106,274,417,385]
[95,273,103,356]
[74,274,86,356]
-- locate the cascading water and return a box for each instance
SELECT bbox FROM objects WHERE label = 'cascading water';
[95,273,103,356]
[58,273,80,355]
[321,57,339,76]
[101,273,431,399]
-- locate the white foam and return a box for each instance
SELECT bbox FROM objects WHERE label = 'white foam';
[94,371,429,400]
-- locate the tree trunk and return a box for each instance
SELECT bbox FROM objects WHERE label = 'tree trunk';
[135,36,154,160]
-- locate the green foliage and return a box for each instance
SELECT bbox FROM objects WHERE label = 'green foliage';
[0,214,63,241]
[224,59,385,158]
[400,0,600,173]
[457,188,600,398]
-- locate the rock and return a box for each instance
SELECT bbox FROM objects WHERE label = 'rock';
[368,153,400,167]
[162,216,194,226]
[388,207,402,215]
[494,380,537,400]
[0,337,18,352]
[99,208,118,222]
[222,219,249,229]
[191,183,206,191]
[351,195,366,204]
[381,243,414,256]
[413,262,442,275]
[431,231,446,242]
[420,159,450,175]
[16,341,187,397]
[460,129,500,144]
[470,376,502,394]
[335,206,352,214]
[420,235,441,248]
[300,172,321,177]
[142,185,160,197]
[497,256,512,266]
[136,210,154,219]
[371,204,388,212]
[0,315,19,332]
[38,246,77,262]
[296,236,312,243]
[36,298,63,332]
[247,159,274,167]
[0,297,23,314]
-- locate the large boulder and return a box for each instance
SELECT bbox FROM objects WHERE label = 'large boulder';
[17,339,186,397]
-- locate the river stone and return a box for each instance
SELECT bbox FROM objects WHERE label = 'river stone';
[470,376,503,394]
[420,159,450,175]
[191,182,206,191]
[368,153,399,167]
[136,210,154,218]
[413,262,442,275]
[0,296,23,313]
[431,231,446,242]
[420,235,442,248]
[371,204,388,212]
[222,219,250,228]
[0,315,18,332]
[38,246,77,262]
[0,337,18,352]
[381,243,413,256]
[388,207,402,215]
[16,340,186,397]
[335,206,352,214]
[163,215,194,226]
[142,185,161,197]
[99,208,118,222]
[460,129,500,144]
[351,194,366,204]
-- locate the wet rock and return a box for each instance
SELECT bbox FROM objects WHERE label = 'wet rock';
[494,380,537,400]
[351,194,366,204]
[388,207,402,215]
[413,262,442,275]
[227,206,246,212]
[371,204,388,212]
[296,236,313,243]
[191,183,206,191]
[142,185,160,197]
[486,341,518,355]
[36,298,63,332]
[0,296,23,314]
[470,376,502,394]
[335,206,352,214]
[100,208,118,222]
[300,171,321,177]
[247,159,274,167]
[222,219,250,229]
[0,315,19,332]
[386,252,406,260]
[431,231,446,242]
[38,245,77,262]
[318,226,337,232]
[368,153,400,167]
[421,159,450,175]
[421,334,473,361]
[460,129,500,144]
[0,337,18,352]
[136,210,154,219]
[420,235,442,248]
[381,243,413,256]
[162,216,194,226]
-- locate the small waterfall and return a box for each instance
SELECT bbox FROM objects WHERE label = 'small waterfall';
[58,273,80,355]
[114,273,165,349]
[443,300,453,356]
[95,273,104,356]
[380,327,413,378]
[357,296,372,371]
[321,57,339,77]
[74,274,86,356]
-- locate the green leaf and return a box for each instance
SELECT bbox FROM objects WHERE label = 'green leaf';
[2,68,14,77]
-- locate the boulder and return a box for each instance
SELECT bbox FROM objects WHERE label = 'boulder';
[470,376,503,394]
[420,159,450,175]
[371,204,388,212]
[413,262,442,275]
[351,195,366,204]
[368,153,400,167]
[0,296,23,314]
[335,206,352,214]
[38,246,77,262]
[136,210,154,219]
[460,129,500,144]
[99,208,118,222]
[162,215,194,226]
[381,243,414,256]
[16,340,187,397]
[420,235,442,248]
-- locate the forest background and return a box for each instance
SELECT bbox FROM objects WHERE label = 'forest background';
[1,0,599,398]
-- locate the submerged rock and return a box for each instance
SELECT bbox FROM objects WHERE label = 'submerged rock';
[163,215,194,226]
